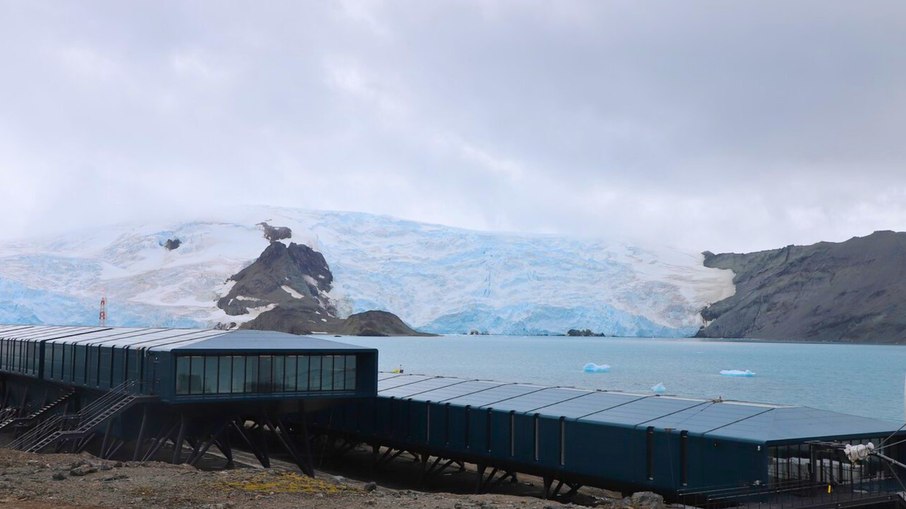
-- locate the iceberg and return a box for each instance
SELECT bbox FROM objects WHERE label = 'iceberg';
[720,369,756,377]
[583,362,610,373]
[651,382,666,394]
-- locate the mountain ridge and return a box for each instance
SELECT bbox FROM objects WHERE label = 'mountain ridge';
[696,230,906,343]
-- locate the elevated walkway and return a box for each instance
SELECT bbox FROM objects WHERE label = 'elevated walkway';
[310,373,906,507]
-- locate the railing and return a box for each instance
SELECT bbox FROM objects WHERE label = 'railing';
[678,477,904,509]
[0,389,75,432]
[8,380,137,452]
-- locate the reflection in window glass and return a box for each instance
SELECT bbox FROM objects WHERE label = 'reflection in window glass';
[231,356,244,393]
[345,355,356,390]
[176,357,190,395]
[309,356,321,391]
[297,356,309,391]
[273,355,285,392]
[190,356,204,394]
[321,355,333,391]
[204,356,218,394]
[334,355,347,390]
[245,356,258,392]
[218,356,231,394]
[259,355,273,393]
[284,355,297,392]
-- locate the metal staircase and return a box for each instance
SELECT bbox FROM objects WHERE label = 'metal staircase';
[0,407,17,423]
[0,389,75,432]
[9,380,146,454]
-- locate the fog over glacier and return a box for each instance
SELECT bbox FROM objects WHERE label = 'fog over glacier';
[0,208,733,336]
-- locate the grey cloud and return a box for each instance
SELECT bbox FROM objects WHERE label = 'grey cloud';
[1,1,905,252]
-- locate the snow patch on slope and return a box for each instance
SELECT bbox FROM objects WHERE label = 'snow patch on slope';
[281,285,305,299]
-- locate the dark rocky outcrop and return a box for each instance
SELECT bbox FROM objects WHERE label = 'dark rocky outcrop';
[217,240,429,336]
[217,242,334,317]
[566,328,607,337]
[164,238,181,250]
[258,222,292,243]
[242,306,343,335]
[697,231,906,343]
[333,310,432,337]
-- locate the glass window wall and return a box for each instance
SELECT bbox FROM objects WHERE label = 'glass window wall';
[173,353,358,396]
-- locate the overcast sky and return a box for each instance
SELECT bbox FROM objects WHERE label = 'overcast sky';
[1,1,905,253]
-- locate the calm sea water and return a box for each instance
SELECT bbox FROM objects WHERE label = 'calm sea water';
[338,335,906,424]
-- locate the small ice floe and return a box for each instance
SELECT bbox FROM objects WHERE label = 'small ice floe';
[583,362,610,373]
[651,382,666,394]
[720,369,756,377]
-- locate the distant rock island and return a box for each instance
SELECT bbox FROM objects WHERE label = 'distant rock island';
[217,230,429,337]
[696,231,906,343]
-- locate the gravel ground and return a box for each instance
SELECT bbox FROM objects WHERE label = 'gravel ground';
[0,448,642,509]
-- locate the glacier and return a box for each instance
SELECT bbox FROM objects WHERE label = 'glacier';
[0,206,734,336]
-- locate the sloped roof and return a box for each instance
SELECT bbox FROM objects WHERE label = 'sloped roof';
[378,373,903,445]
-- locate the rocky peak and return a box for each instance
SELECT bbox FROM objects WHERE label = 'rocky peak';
[217,242,336,317]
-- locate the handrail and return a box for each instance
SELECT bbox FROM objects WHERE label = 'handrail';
[8,380,136,451]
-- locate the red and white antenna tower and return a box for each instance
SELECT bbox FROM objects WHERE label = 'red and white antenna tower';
[99,295,107,327]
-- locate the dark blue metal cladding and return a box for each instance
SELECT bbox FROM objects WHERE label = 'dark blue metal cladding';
[0,325,110,379]
[313,373,906,497]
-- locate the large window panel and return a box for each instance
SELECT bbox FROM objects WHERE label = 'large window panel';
[321,355,334,391]
[273,355,286,392]
[258,355,273,393]
[218,356,232,394]
[245,356,258,393]
[297,356,309,391]
[190,356,204,394]
[204,356,219,394]
[309,356,322,391]
[284,355,297,392]
[333,355,347,390]
[231,356,245,393]
[344,355,357,390]
[176,356,190,395]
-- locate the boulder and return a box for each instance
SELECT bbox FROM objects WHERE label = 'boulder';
[630,491,665,509]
